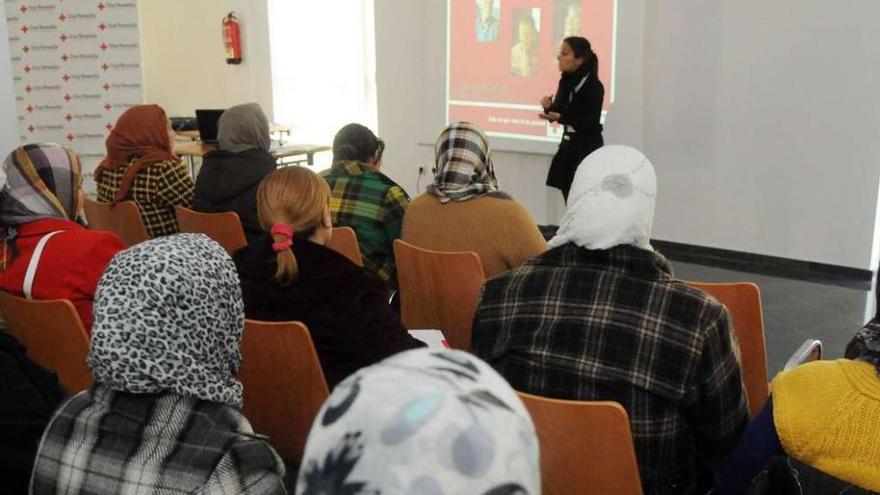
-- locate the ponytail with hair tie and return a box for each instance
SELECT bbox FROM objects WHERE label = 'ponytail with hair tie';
[271,223,294,252]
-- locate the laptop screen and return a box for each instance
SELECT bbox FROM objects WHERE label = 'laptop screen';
[195,109,225,143]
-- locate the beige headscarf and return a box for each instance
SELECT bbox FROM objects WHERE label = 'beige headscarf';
[549,145,657,251]
[218,103,271,154]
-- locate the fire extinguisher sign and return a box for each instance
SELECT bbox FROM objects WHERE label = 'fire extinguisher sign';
[222,12,242,65]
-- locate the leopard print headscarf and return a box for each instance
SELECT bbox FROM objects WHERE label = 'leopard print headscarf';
[87,234,245,407]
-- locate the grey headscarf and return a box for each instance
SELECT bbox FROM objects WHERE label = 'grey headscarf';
[218,102,271,154]
[296,348,540,494]
[87,234,246,407]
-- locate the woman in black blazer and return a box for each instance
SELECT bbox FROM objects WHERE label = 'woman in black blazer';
[540,36,605,202]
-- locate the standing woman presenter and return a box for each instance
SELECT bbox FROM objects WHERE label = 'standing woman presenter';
[541,36,604,201]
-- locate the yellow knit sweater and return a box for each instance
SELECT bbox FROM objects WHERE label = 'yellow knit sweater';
[401,193,547,278]
[772,359,880,491]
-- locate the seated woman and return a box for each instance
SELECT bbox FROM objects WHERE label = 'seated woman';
[95,104,194,238]
[320,123,408,286]
[716,312,880,493]
[30,234,287,494]
[402,122,547,278]
[0,144,124,332]
[296,348,540,493]
[234,167,423,389]
[471,145,748,494]
[193,103,276,245]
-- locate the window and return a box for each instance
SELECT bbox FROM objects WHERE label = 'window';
[268,0,378,171]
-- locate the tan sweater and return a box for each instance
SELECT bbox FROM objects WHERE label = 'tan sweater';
[401,193,548,278]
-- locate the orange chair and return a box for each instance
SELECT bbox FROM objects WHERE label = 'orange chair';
[174,206,247,255]
[238,320,329,464]
[518,392,643,495]
[393,239,485,350]
[326,226,364,266]
[0,291,91,393]
[83,197,149,247]
[687,281,768,417]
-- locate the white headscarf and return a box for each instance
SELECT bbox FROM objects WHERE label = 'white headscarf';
[549,145,657,251]
[296,348,541,494]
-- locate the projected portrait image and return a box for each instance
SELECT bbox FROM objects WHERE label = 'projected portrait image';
[475,0,500,42]
[554,0,582,41]
[510,9,540,77]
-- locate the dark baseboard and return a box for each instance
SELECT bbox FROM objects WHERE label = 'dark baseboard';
[652,239,873,290]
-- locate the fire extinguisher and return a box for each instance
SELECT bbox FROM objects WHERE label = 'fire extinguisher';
[222,12,242,65]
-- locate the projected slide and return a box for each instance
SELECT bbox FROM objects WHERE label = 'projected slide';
[447,0,616,142]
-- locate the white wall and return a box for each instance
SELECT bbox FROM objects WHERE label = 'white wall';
[377,0,880,269]
[0,3,19,157]
[138,0,272,119]
[644,1,880,269]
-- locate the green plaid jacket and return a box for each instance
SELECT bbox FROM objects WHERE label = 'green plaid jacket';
[321,161,409,285]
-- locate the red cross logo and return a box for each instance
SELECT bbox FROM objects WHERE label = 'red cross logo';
[98,22,106,31]
[63,93,71,102]
[22,65,31,73]
[59,33,68,42]
[26,105,34,113]
[105,123,113,131]
[101,63,109,71]
[25,85,32,93]
[99,42,108,51]
[65,114,73,122]
[21,25,29,33]
[19,5,27,13]
[102,83,110,91]
[27,125,36,133]
[62,74,70,82]
[61,54,69,62]
[103,102,112,111]
[58,13,67,22]
[22,45,30,53]
[66,133,74,142]
[97,2,106,11]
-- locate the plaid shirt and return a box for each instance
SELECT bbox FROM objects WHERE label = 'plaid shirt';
[31,384,287,494]
[321,161,409,284]
[97,159,195,238]
[472,244,749,495]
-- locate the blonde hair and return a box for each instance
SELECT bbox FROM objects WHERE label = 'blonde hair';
[256,166,331,286]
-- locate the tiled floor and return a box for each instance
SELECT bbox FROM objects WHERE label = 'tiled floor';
[672,260,871,376]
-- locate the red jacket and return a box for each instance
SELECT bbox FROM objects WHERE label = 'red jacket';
[0,218,124,333]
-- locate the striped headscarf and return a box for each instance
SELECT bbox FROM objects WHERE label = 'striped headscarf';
[428,122,501,203]
[0,143,81,227]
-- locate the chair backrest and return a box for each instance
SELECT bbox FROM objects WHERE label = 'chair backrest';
[174,206,247,255]
[0,291,91,393]
[518,392,643,495]
[783,339,823,371]
[238,319,329,464]
[83,197,149,247]
[687,281,768,417]
[326,226,364,266]
[393,239,485,350]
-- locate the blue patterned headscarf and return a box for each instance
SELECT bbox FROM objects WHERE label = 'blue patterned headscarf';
[296,348,540,494]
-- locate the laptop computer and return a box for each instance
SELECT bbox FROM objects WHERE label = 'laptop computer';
[195,109,225,143]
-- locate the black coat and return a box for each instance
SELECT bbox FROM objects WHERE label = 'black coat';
[192,149,276,244]
[233,236,424,389]
[546,65,605,193]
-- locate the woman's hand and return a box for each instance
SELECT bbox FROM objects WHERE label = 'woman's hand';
[540,95,554,110]
[538,111,561,122]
